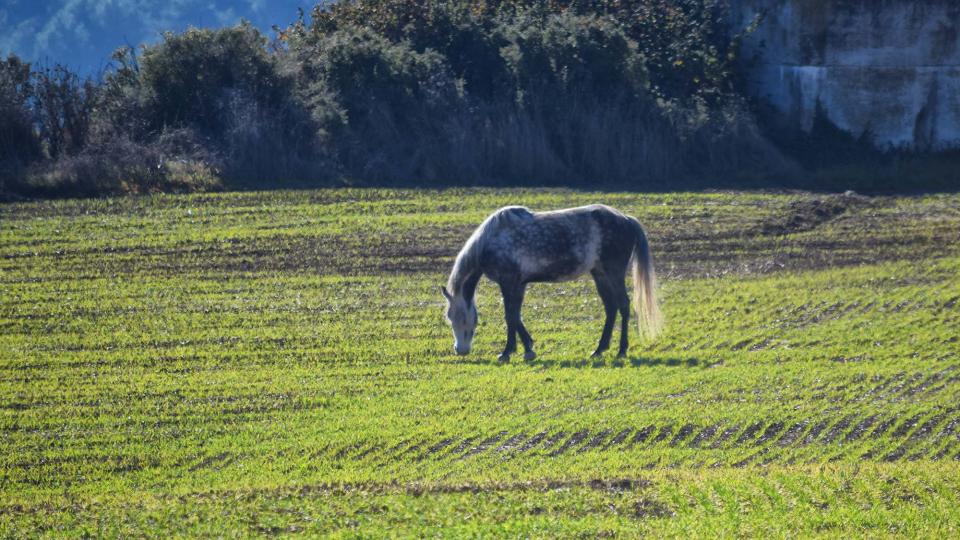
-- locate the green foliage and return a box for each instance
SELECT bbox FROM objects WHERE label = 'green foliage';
[101,23,321,183]
[308,0,739,103]
[307,1,507,97]
[134,23,291,137]
[288,7,715,185]
[12,24,323,197]
[499,11,647,102]
[0,54,103,197]
[3,0,955,198]
[31,64,97,160]
[572,0,739,102]
[494,11,674,182]
[0,55,40,168]
[294,26,465,181]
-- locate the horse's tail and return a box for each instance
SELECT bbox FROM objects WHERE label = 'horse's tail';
[628,216,663,340]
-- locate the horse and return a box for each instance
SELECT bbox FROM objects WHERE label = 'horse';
[441,204,662,361]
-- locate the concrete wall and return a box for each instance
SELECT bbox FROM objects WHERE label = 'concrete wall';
[731,0,960,149]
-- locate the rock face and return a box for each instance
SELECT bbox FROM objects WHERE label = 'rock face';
[731,0,960,149]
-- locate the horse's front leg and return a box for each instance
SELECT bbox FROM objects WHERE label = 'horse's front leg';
[498,283,518,362]
[498,283,535,361]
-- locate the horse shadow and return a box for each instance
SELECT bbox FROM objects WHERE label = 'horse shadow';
[452,354,706,369]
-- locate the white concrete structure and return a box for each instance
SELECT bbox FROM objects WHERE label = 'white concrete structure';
[732,0,960,149]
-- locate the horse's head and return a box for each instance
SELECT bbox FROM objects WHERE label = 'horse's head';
[441,285,477,355]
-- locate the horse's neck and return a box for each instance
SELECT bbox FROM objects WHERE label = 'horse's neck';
[451,256,481,305]
[459,270,481,305]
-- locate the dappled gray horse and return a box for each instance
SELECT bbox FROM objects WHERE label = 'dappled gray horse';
[441,205,661,361]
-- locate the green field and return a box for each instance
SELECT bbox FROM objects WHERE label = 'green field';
[3,188,960,537]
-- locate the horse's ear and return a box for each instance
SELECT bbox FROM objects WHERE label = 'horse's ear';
[439,286,453,302]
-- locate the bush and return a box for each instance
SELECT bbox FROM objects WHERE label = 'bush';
[32,64,97,160]
[19,129,222,198]
[493,11,677,183]
[137,23,291,137]
[99,23,321,185]
[0,54,102,196]
[292,26,469,182]
[0,55,41,190]
[307,0,740,104]
[675,99,799,185]
[12,0,939,198]
[307,1,510,100]
[289,7,692,185]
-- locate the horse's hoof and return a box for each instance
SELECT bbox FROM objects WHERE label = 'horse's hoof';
[524,350,537,361]
[616,351,628,359]
[590,351,604,359]
[497,353,511,362]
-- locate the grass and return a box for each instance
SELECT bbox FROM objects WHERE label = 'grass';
[2,188,960,537]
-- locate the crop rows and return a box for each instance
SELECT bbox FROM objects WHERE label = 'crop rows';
[2,189,960,536]
[320,407,960,468]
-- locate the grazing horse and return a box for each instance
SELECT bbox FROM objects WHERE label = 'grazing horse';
[441,205,661,361]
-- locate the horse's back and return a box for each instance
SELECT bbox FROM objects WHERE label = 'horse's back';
[491,204,623,222]
[533,204,628,224]
[532,204,638,275]
[491,205,534,224]
[480,205,611,283]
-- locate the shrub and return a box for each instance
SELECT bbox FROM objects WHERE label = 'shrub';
[10,0,933,197]
[19,128,223,198]
[32,64,97,160]
[307,0,740,104]
[0,55,41,190]
[492,11,676,183]
[292,26,469,182]
[136,23,291,137]
[97,23,321,185]
[289,7,688,185]
[307,1,510,100]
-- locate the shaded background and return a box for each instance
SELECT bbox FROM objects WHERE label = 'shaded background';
[0,0,312,74]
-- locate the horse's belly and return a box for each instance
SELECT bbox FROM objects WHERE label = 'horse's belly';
[521,256,592,283]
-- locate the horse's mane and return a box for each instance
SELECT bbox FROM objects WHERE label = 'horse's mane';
[447,216,490,296]
[447,208,521,295]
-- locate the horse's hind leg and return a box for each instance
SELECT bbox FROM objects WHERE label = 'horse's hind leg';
[609,275,631,357]
[516,321,535,361]
[591,271,618,357]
